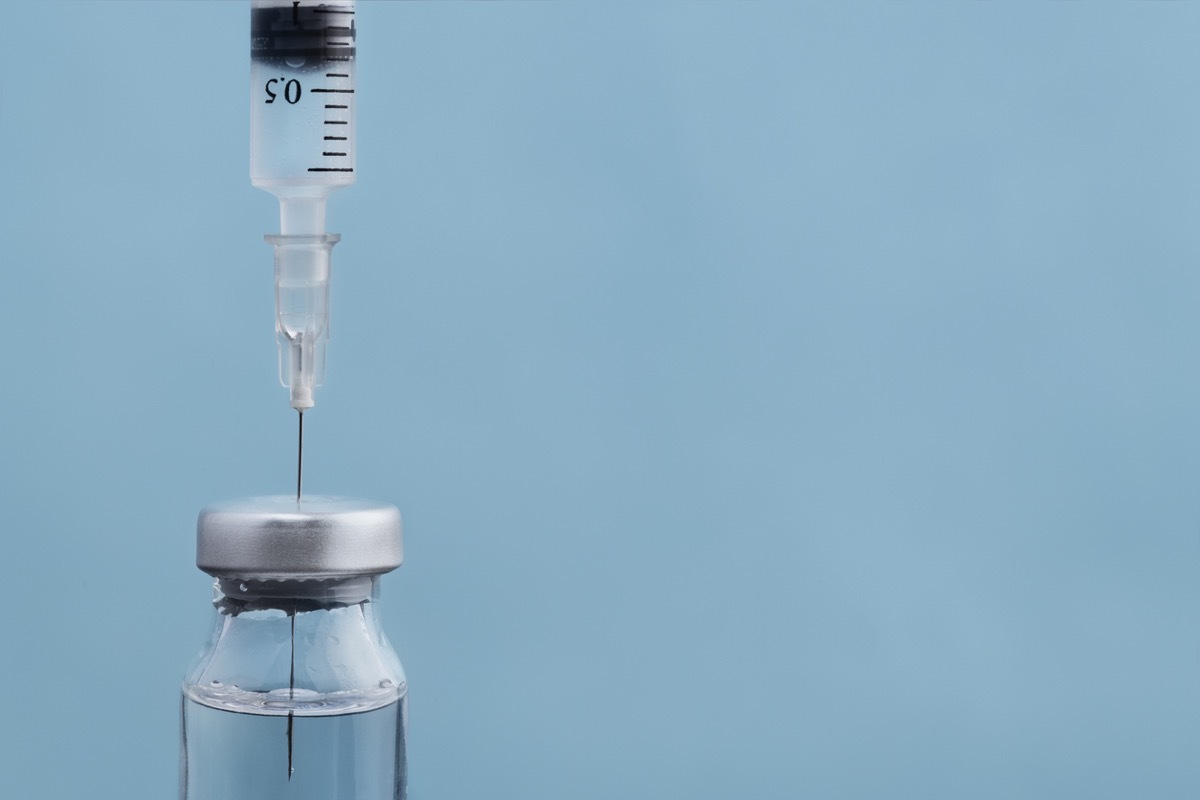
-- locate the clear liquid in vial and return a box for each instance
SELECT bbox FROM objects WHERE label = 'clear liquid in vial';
[181,696,406,800]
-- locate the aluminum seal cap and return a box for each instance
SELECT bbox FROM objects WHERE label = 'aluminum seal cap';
[197,495,402,580]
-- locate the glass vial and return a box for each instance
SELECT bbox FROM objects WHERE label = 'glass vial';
[181,496,406,800]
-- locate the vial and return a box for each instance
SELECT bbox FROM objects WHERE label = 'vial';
[180,496,406,799]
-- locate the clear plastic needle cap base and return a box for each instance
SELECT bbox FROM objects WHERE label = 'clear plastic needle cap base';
[268,233,339,411]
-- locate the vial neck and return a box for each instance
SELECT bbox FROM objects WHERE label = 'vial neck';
[217,575,377,613]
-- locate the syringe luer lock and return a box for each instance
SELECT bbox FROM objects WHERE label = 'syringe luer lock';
[251,0,356,411]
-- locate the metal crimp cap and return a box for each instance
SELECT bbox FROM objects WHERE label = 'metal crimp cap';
[197,495,402,580]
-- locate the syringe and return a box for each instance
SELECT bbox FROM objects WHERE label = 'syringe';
[250,0,356,496]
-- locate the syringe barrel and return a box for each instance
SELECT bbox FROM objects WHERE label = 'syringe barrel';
[267,234,339,411]
[250,1,356,198]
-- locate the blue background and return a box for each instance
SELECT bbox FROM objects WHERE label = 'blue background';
[1,2,1197,797]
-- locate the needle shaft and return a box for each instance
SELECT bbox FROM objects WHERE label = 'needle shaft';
[296,411,304,502]
[287,609,296,779]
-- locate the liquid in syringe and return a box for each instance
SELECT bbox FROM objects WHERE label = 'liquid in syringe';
[251,0,356,233]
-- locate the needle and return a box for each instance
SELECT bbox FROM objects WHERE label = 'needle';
[290,412,303,775]
[296,411,304,502]
[287,609,296,779]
